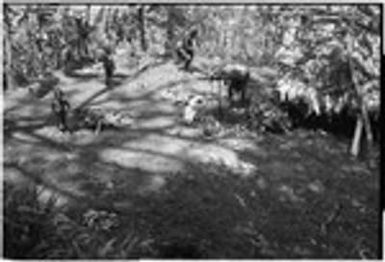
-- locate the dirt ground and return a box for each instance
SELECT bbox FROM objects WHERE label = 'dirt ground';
[3,48,380,258]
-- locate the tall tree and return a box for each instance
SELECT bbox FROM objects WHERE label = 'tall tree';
[138,5,147,52]
[3,4,14,90]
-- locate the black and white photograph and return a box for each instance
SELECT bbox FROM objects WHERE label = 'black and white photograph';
[2,3,381,259]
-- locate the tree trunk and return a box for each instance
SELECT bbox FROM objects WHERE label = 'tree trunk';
[4,5,14,90]
[138,5,147,52]
[165,6,177,57]
[105,7,111,39]
[223,29,230,62]
[346,33,373,156]
[86,4,91,24]
[4,32,14,91]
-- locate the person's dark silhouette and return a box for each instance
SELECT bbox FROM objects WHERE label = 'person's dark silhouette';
[100,47,115,87]
[51,87,71,132]
[176,28,198,71]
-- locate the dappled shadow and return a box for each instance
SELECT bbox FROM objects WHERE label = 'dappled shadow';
[4,119,206,214]
[4,162,124,214]
[136,59,170,74]
[4,105,23,115]
[73,86,112,110]
[70,61,168,111]
[4,57,380,259]
[114,72,131,79]
[5,107,258,209]
[27,130,74,151]
[186,64,211,76]
[65,71,100,79]
[79,76,205,112]
[4,115,52,138]
[154,77,209,93]
[118,163,279,258]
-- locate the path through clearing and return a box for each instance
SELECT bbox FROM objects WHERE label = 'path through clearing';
[4,55,258,206]
[4,52,379,258]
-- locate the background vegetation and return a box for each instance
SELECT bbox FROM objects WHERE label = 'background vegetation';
[3,4,381,259]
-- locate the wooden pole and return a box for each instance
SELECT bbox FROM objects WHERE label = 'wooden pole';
[218,81,223,120]
[350,115,363,157]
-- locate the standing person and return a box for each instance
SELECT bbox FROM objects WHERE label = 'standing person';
[100,46,115,87]
[176,28,198,71]
[51,87,71,132]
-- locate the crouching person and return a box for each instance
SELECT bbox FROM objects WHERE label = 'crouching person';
[183,95,206,125]
[210,64,250,106]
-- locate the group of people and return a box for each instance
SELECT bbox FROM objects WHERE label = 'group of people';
[100,27,199,88]
[101,27,199,88]
[176,28,250,106]
[51,27,250,133]
[51,45,115,133]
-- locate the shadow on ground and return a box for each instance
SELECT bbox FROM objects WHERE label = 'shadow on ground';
[3,59,380,259]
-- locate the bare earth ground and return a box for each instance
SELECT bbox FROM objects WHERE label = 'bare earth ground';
[3,49,380,258]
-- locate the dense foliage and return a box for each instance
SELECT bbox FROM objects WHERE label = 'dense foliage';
[4,5,380,114]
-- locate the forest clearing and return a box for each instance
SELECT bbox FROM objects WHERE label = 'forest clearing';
[3,4,381,259]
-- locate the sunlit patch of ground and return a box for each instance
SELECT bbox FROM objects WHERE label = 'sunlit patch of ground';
[4,58,379,259]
